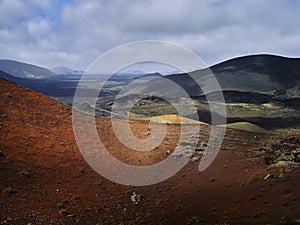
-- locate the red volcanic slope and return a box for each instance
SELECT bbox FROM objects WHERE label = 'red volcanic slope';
[0,78,299,225]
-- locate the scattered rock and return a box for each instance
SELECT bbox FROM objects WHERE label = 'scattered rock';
[264,173,271,180]
[59,209,69,216]
[166,150,171,155]
[2,187,16,196]
[50,121,58,127]
[19,170,30,178]
[5,93,12,98]
[144,131,151,136]
[195,142,207,151]
[208,177,216,183]
[294,152,300,162]
[191,156,200,162]
[131,192,143,205]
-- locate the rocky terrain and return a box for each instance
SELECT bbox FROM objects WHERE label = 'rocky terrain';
[1,55,299,132]
[0,77,300,224]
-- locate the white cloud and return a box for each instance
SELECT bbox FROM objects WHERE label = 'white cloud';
[27,18,52,37]
[0,0,299,70]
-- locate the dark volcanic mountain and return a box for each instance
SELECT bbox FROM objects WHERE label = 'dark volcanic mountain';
[0,59,55,78]
[165,54,300,96]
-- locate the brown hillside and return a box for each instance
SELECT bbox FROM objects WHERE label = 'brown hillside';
[0,78,299,225]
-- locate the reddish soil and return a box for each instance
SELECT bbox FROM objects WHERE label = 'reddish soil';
[0,78,299,225]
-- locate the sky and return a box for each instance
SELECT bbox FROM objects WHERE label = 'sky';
[0,0,300,71]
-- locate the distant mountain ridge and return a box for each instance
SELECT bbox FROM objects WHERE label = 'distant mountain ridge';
[0,59,55,78]
[0,54,299,99]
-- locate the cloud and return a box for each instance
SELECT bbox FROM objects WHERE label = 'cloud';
[0,0,52,30]
[0,0,299,70]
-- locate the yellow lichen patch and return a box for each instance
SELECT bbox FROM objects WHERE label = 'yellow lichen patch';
[129,112,207,125]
